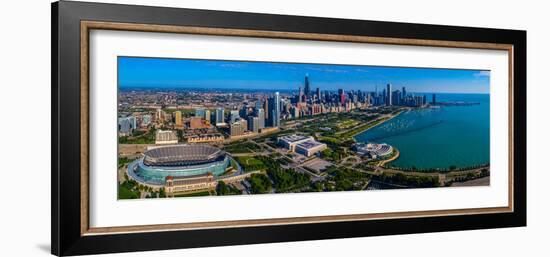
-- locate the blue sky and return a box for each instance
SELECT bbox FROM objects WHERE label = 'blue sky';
[118,57,490,94]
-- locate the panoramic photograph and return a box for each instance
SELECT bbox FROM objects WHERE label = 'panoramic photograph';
[117,56,490,199]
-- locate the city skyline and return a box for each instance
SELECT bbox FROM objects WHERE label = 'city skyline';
[117,57,491,199]
[118,57,491,94]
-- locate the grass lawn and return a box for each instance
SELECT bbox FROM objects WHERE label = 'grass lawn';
[337,119,359,129]
[234,156,267,171]
[118,185,139,199]
[224,141,262,154]
[119,128,157,144]
[339,117,390,138]
[174,191,211,197]
[318,136,342,145]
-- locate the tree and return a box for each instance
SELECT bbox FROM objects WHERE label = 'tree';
[216,181,230,195]
[312,182,324,192]
[247,174,272,194]
[118,184,139,199]
[268,168,311,192]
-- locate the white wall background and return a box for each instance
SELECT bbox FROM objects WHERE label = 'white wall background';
[0,0,547,256]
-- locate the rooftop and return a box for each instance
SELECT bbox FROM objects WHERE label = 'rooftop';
[279,134,310,143]
[297,140,326,149]
[188,134,223,138]
[143,144,225,166]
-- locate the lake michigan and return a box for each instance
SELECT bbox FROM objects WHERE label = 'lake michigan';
[354,93,490,170]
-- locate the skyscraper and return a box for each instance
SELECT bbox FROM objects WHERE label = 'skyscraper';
[366,94,372,106]
[248,116,259,133]
[298,86,304,103]
[304,74,311,98]
[130,116,137,130]
[338,89,346,105]
[268,92,281,127]
[402,87,407,98]
[156,109,163,122]
[118,116,136,136]
[215,108,224,125]
[195,108,205,118]
[386,84,392,106]
[174,111,183,128]
[414,95,424,107]
[254,100,262,110]
[204,110,211,124]
[230,110,240,123]
[264,98,269,121]
[391,90,401,106]
[255,108,265,129]
[284,101,291,114]
[239,105,249,119]
[274,92,281,126]
[291,106,300,118]
[432,94,436,104]
[316,87,321,101]
[230,118,247,137]
[141,114,152,127]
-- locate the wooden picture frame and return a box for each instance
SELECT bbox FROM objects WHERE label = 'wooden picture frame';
[52,1,526,256]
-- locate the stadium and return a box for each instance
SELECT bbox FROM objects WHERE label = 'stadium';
[127,145,230,185]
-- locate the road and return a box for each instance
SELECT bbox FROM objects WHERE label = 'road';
[377,148,400,167]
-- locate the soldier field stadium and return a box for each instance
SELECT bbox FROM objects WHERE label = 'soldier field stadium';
[126,144,258,195]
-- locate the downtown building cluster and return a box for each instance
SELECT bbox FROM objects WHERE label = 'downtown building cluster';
[205,91,281,138]
[222,75,435,137]
[293,75,432,110]
[118,75,436,139]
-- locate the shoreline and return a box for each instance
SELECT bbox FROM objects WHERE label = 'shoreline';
[385,163,490,173]
[348,108,407,139]
[378,147,400,167]
[352,108,488,171]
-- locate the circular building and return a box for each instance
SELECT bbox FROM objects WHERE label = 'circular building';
[354,142,393,159]
[128,145,230,185]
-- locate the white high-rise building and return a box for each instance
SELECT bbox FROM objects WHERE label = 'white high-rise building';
[215,108,225,125]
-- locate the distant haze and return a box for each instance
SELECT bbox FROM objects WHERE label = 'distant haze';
[118,57,490,94]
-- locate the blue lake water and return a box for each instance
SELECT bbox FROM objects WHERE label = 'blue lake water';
[354,93,490,170]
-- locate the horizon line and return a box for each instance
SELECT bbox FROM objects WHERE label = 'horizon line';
[119,86,489,95]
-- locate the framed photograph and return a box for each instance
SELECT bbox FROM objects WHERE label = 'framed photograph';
[52,1,526,256]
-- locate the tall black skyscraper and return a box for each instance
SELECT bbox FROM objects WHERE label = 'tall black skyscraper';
[264,98,269,121]
[386,83,392,106]
[304,74,311,97]
[316,87,321,101]
[432,94,436,104]
[324,90,331,102]
[402,87,406,98]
